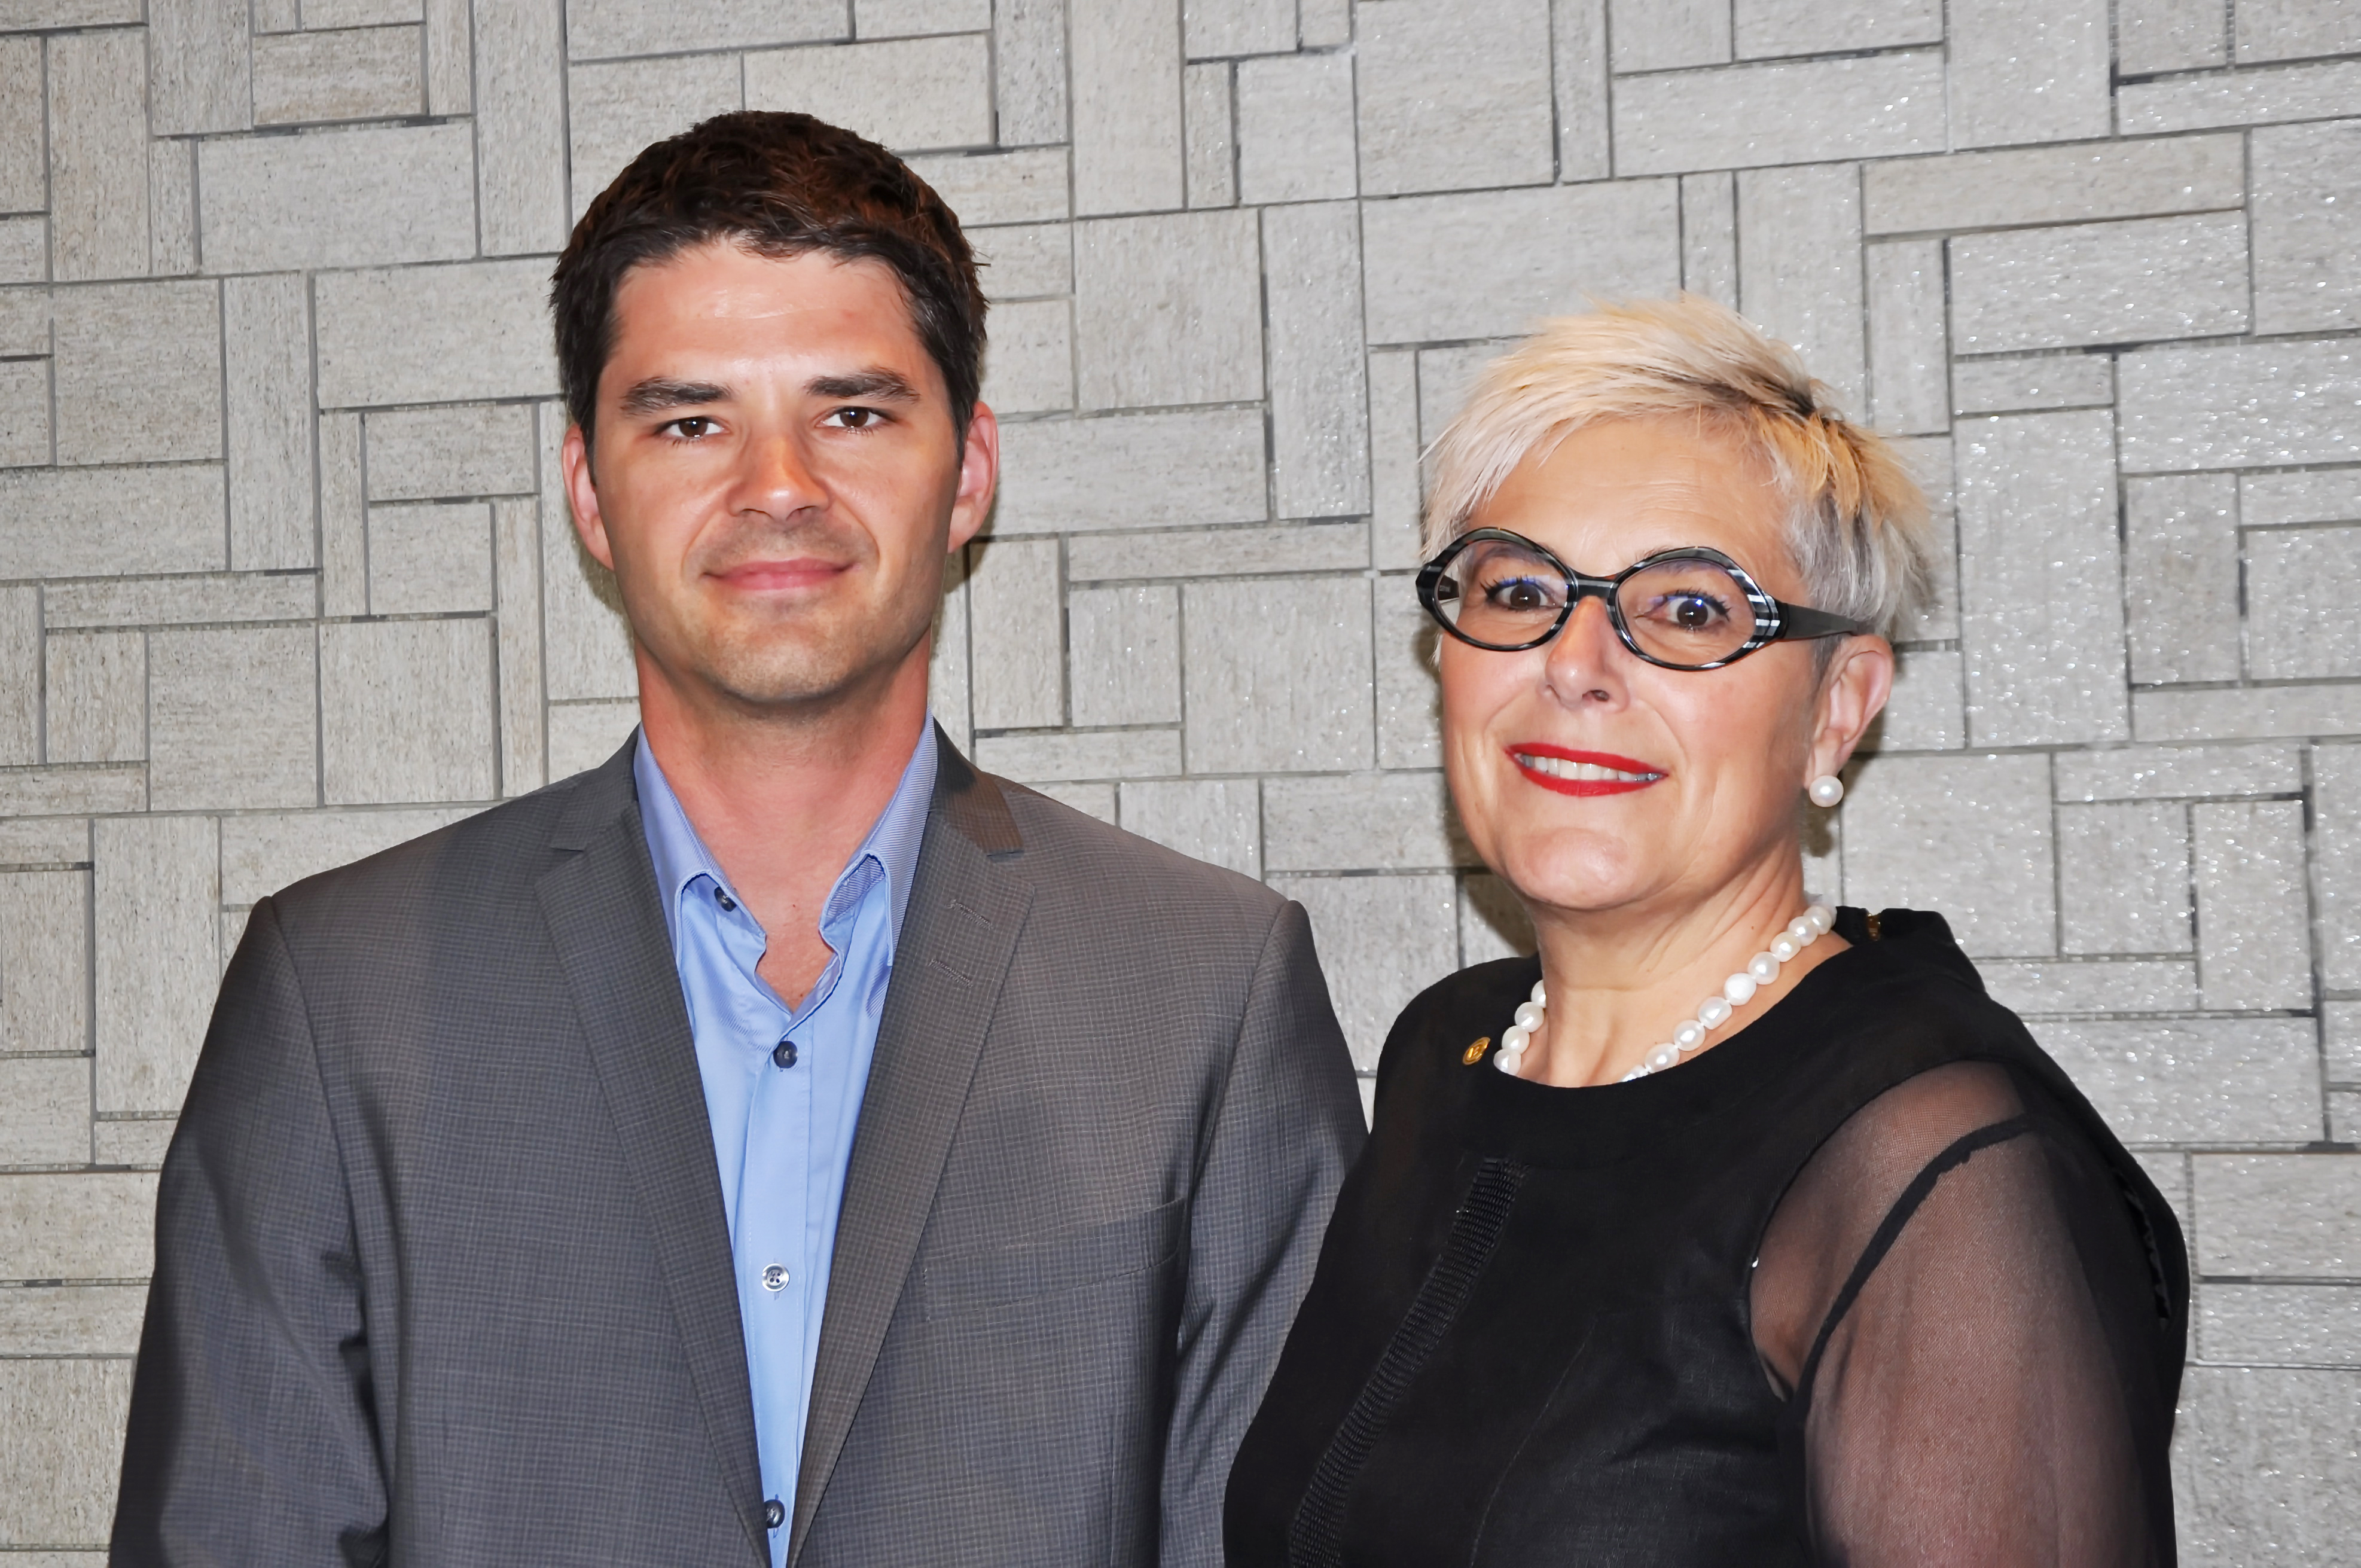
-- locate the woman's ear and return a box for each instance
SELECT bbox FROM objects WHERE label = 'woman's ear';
[1806,636,1894,785]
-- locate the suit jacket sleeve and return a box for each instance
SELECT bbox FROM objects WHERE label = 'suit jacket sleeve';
[112,896,389,1566]
[1159,899,1365,1567]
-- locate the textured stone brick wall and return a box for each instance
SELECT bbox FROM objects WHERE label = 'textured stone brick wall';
[1,0,2358,1556]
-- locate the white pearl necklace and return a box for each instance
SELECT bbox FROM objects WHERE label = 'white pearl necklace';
[1494,905,1835,1081]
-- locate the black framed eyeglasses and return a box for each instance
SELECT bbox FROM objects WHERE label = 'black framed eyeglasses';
[1416,528,1875,671]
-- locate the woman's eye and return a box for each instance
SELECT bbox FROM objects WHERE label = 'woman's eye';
[1643,591,1730,629]
[1483,576,1558,612]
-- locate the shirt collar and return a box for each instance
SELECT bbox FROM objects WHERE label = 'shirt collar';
[634,723,938,953]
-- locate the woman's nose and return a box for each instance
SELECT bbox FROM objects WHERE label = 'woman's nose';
[1541,594,1629,706]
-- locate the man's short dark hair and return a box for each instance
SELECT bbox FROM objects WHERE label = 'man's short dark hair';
[552,111,987,449]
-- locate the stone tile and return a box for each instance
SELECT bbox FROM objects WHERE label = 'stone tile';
[51,280,221,466]
[1551,0,1610,181]
[1235,52,1355,205]
[1611,48,1945,176]
[2123,472,2238,685]
[316,258,563,409]
[2057,801,2192,955]
[368,502,494,615]
[974,223,1072,301]
[1954,411,2128,746]
[252,25,423,123]
[304,0,424,24]
[2056,743,2301,803]
[1361,181,1680,345]
[1863,133,2245,236]
[91,814,218,1116]
[147,627,316,812]
[219,806,475,904]
[1948,0,2110,148]
[856,0,989,35]
[2196,1155,2361,1276]
[0,36,39,214]
[1679,172,1737,306]
[540,441,639,704]
[1608,0,1726,71]
[0,214,44,283]
[224,275,316,572]
[1069,0,1183,215]
[745,33,992,152]
[1264,201,1369,520]
[0,870,88,1055]
[44,573,316,631]
[1182,0,1291,58]
[2201,1284,2361,1366]
[993,0,1067,147]
[928,556,971,754]
[148,0,252,133]
[1264,771,1457,872]
[0,0,139,18]
[2034,1018,2320,1144]
[2253,122,2361,335]
[1183,576,1372,773]
[1459,871,1537,967]
[2119,0,2228,74]
[1416,342,1509,447]
[93,1117,174,1170]
[2235,0,2361,62]
[199,121,475,273]
[1733,0,1941,57]
[2336,1005,2361,1084]
[2138,1148,2194,1238]
[971,727,1182,782]
[545,698,639,779]
[1366,350,1422,570]
[1356,0,1552,197]
[566,0,844,60]
[1066,521,1368,582]
[0,1171,156,1280]
[46,29,150,282]
[0,358,44,467]
[474,0,569,256]
[0,767,144,819]
[905,148,1069,227]
[1268,872,1457,1069]
[0,822,89,868]
[365,403,538,501]
[1874,646,1963,751]
[1300,0,1347,45]
[1865,239,1946,435]
[2119,57,2361,135]
[2174,1366,2361,1564]
[1974,957,2197,1014]
[1950,213,2251,353]
[1737,163,1865,413]
[321,413,367,617]
[0,1359,135,1546]
[2193,801,2313,1009]
[321,618,497,804]
[1889,434,1958,640]
[2247,526,2361,680]
[2137,685,2361,743]
[0,585,29,765]
[0,1283,147,1356]
[1375,584,1441,769]
[1118,777,1259,877]
[147,139,197,277]
[1027,780,1115,823]
[1182,62,1235,209]
[1951,353,2115,416]
[45,632,145,765]
[0,1058,89,1169]
[1841,751,2055,957]
[1073,209,1261,411]
[566,53,743,221]
[0,288,45,361]
[980,297,1073,414]
[2244,470,2361,527]
[965,535,1061,730]
[993,409,1265,534]
[1067,584,1180,726]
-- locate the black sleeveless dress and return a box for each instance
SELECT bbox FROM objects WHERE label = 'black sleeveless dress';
[1227,908,2187,1567]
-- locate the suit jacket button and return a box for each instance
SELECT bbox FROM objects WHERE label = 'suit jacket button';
[764,1499,785,1530]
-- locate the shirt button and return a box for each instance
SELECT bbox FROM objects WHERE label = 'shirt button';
[762,1264,789,1292]
[714,887,737,911]
[772,1039,798,1069]
[763,1498,785,1530]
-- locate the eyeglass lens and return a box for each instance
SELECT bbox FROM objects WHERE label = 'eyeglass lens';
[1431,536,1762,667]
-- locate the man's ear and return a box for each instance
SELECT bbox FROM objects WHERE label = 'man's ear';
[1806,636,1895,785]
[560,422,617,571]
[947,401,999,553]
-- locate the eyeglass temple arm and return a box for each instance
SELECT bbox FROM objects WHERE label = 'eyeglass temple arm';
[1774,604,1878,641]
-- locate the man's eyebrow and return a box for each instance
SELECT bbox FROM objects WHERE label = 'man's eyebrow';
[807,368,922,403]
[618,377,730,417]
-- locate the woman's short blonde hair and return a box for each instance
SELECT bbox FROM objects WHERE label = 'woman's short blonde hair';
[1422,294,1933,639]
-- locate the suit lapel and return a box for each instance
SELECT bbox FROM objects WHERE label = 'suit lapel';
[789,731,1031,1563]
[536,742,766,1565]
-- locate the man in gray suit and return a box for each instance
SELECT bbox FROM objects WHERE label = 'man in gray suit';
[114,111,1364,1567]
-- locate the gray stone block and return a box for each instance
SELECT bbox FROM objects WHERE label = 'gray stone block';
[0,584,29,765]
[1612,48,1945,176]
[1070,0,1183,215]
[2173,1366,2361,1564]
[148,139,197,278]
[1066,521,1368,582]
[539,443,639,704]
[1459,872,1536,967]
[1863,133,2244,236]
[2055,742,2302,803]
[1841,751,2055,956]
[993,409,1265,533]
[303,0,425,23]
[199,122,475,273]
[1182,576,1372,773]
[0,287,44,362]
[2057,801,2192,955]
[1608,0,1727,71]
[220,807,477,905]
[46,573,317,634]
[1361,180,1680,345]
[2236,0,2361,61]
[745,33,992,152]
[316,258,563,409]
[1067,584,1180,726]
[0,1358,134,1547]
[1029,780,1115,822]
[0,215,42,283]
[545,698,639,779]
[1416,342,1508,448]
[2137,685,2361,743]
[1264,771,1457,872]
[906,148,1070,226]
[429,0,472,106]
[0,768,144,818]
[2192,800,2313,1010]
[1737,163,1866,413]
[1734,0,1941,57]
[928,556,972,754]
[1874,646,1964,751]
[1366,350,1421,571]
[0,821,89,868]
[979,297,1073,414]
[224,274,316,572]
[0,1283,147,1356]
[993,0,1067,147]
[2123,339,2361,474]
[2034,1018,2320,1144]
[1073,208,1261,410]
[53,280,221,466]
[1299,0,1347,45]
[1183,0,1291,57]
[365,403,538,501]
[92,814,218,1116]
[1118,777,1260,877]
[0,870,88,1055]
[1954,411,2128,746]
[566,0,845,60]
[0,37,39,213]
[2118,0,2228,73]
[2336,1005,2361,1085]
[1948,0,2110,148]
[1183,63,1235,209]
[1551,0,1609,181]
[0,1171,155,1280]
[1356,0,1552,197]
[2124,472,2238,685]
[1679,172,1737,305]
[567,53,743,221]
[2243,468,2361,527]
[1264,201,1369,520]
[1374,585,1440,769]
[2196,1155,2361,1276]
[0,358,44,467]
[971,727,1181,781]
[321,618,498,804]
[1236,53,1355,205]
[856,0,988,35]
[974,222,1071,301]
[475,0,569,256]
[44,29,148,281]
[147,626,317,812]
[0,1058,90,1170]
[2247,526,2361,679]
[495,496,545,796]
[94,1117,175,1170]
[2200,1284,2361,1367]
[1951,213,2251,353]
[2253,121,2361,334]
[2119,57,2361,135]
[1951,352,2115,416]
[1865,239,1946,435]
[0,0,139,18]
[1268,871,1457,1069]
[45,631,145,765]
[965,536,1063,729]
[149,0,250,135]
[252,25,423,123]
[321,413,368,616]
[369,502,495,616]
[1974,957,2197,1015]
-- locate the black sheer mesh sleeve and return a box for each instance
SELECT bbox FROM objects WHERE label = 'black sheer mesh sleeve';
[1749,1061,2173,1567]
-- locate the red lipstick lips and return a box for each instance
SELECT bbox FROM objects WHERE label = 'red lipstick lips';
[1506,743,1667,796]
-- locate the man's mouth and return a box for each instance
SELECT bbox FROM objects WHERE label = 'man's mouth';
[1506,745,1667,796]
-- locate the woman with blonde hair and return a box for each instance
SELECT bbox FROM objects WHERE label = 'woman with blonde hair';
[1227,297,2185,1566]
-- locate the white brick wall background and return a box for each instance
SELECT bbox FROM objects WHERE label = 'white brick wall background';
[0,0,2357,1555]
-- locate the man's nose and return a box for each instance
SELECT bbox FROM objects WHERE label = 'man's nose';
[732,431,826,520]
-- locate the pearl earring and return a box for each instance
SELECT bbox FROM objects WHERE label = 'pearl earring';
[1808,774,1845,808]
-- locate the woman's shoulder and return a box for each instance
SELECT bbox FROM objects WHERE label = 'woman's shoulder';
[1369,955,1543,1098]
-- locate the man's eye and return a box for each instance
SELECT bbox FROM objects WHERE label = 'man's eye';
[662,416,718,440]
[826,407,881,430]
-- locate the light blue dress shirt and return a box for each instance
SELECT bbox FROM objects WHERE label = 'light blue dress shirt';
[635,727,935,1566]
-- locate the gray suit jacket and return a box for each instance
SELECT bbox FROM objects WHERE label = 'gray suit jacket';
[112,731,1364,1566]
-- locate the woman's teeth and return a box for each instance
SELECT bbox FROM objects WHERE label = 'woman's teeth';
[1514,754,1660,782]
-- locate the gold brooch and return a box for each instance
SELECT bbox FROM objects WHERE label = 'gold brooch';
[1462,1036,1492,1066]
